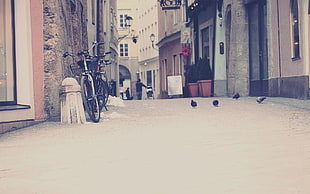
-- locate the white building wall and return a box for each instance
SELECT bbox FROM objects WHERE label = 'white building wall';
[137,0,160,99]
[118,0,140,97]
[138,0,158,61]
[213,0,231,96]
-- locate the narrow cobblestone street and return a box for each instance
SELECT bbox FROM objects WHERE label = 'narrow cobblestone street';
[1,97,310,194]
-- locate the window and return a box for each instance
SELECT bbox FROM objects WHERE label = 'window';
[162,59,168,90]
[147,70,152,86]
[153,70,156,90]
[0,0,16,105]
[173,55,178,75]
[290,0,300,59]
[119,14,127,28]
[173,10,178,25]
[179,54,184,77]
[201,27,210,59]
[91,0,95,25]
[182,1,187,22]
[119,44,128,56]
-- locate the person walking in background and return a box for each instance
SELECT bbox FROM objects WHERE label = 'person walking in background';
[125,87,133,100]
[135,79,147,100]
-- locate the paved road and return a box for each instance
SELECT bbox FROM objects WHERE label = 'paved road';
[1,97,310,194]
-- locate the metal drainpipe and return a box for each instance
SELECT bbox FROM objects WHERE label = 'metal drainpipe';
[96,0,101,43]
[211,1,217,97]
[185,0,189,23]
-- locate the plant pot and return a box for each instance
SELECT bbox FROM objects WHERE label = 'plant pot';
[187,83,199,97]
[197,80,211,97]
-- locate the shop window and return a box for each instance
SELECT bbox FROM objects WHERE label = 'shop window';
[0,0,16,105]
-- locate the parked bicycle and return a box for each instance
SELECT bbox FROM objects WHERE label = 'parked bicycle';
[63,42,111,122]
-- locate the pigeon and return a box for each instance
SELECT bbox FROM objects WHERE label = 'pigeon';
[212,100,219,107]
[256,96,266,104]
[191,99,197,108]
[232,93,240,100]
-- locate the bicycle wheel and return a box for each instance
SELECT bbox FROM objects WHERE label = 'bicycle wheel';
[96,78,109,111]
[81,76,100,122]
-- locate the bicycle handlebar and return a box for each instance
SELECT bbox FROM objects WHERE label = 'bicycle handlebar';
[63,41,111,60]
[97,51,111,58]
[90,41,105,56]
[91,41,105,47]
[63,51,111,59]
[77,51,89,56]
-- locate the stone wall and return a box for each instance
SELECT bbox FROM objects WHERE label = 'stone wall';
[227,0,249,96]
[43,0,88,121]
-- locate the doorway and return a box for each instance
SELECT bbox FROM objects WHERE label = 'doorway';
[248,0,268,96]
[225,5,232,96]
[119,65,131,98]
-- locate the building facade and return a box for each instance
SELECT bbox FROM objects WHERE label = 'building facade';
[137,0,160,99]
[157,2,187,98]
[0,0,45,133]
[44,0,118,121]
[270,0,310,99]
[44,0,88,121]
[118,0,139,99]
[101,0,119,97]
[186,0,310,99]
[224,0,310,99]
[1,0,118,133]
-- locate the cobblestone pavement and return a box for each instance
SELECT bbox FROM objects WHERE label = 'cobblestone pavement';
[0,97,310,194]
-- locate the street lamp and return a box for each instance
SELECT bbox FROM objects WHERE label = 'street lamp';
[118,15,137,43]
[150,33,155,48]
[149,33,159,50]
[125,15,133,28]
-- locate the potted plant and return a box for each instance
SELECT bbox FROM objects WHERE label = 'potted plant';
[185,63,199,97]
[196,57,213,97]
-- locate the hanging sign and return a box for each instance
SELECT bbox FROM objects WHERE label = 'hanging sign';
[159,0,182,10]
[181,27,191,44]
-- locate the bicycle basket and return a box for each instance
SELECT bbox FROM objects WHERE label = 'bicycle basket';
[77,58,98,72]
[69,63,83,76]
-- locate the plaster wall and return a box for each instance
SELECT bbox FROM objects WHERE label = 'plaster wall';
[30,0,45,120]
[277,0,306,77]
[227,0,249,96]
[214,3,227,96]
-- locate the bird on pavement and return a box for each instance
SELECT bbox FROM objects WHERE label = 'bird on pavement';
[191,99,197,108]
[212,100,219,107]
[256,96,266,104]
[232,93,240,100]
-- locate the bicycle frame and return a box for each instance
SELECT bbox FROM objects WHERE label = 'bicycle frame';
[63,41,111,122]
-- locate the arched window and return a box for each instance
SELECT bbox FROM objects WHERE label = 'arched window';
[291,0,300,59]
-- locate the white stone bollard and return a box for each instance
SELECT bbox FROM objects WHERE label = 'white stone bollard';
[60,77,86,124]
